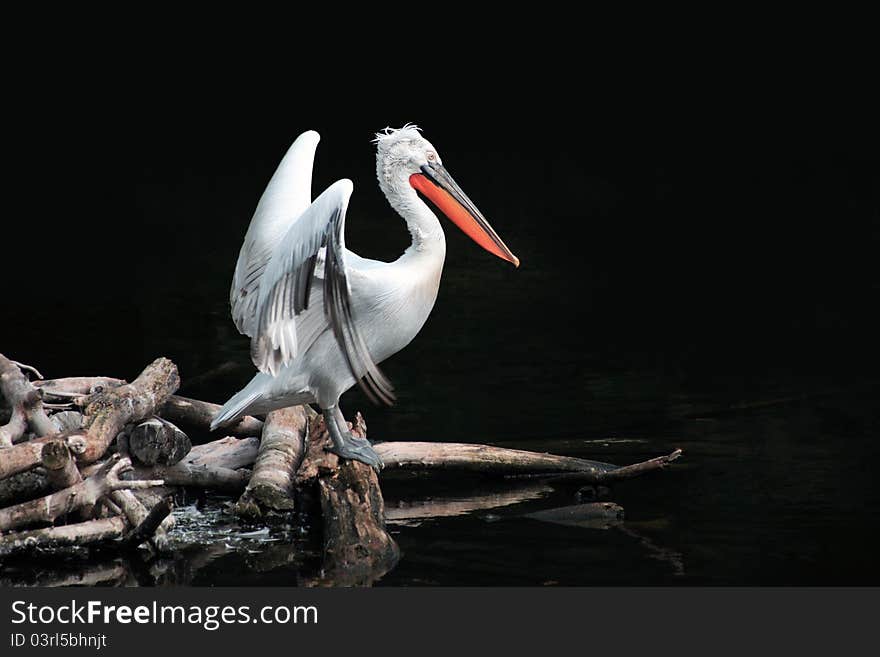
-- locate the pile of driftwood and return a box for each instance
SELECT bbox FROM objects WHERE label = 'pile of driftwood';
[0,354,681,585]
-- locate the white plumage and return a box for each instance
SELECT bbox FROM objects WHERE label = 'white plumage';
[211,125,518,469]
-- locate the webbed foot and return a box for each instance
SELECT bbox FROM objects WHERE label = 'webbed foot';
[323,405,384,473]
[327,432,384,472]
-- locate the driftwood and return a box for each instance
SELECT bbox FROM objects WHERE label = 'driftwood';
[160,395,264,437]
[376,442,681,482]
[375,442,617,475]
[80,435,261,476]
[185,436,260,469]
[0,497,171,559]
[118,495,172,550]
[41,440,83,491]
[80,435,259,494]
[0,516,130,557]
[109,489,168,552]
[129,416,191,466]
[127,461,250,493]
[0,356,684,583]
[0,354,55,447]
[0,434,88,486]
[33,377,126,398]
[298,414,399,586]
[77,435,679,487]
[76,358,180,463]
[599,450,683,481]
[0,455,163,533]
[235,406,308,519]
[0,358,179,480]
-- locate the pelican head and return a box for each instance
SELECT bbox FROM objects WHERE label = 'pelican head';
[374,124,519,267]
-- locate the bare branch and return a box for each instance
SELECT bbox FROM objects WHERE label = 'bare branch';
[9,360,44,380]
[0,455,164,533]
[0,354,56,447]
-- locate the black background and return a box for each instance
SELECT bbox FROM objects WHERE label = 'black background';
[5,65,877,388]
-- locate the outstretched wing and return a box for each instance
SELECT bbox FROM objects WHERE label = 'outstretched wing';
[251,179,395,405]
[230,130,320,337]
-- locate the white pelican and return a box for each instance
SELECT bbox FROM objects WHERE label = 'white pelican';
[210,125,519,469]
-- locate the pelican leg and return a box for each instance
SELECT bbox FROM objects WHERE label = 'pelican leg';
[323,406,384,472]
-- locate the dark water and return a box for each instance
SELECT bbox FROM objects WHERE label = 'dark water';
[2,110,879,585]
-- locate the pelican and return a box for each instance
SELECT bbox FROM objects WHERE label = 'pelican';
[210,125,519,469]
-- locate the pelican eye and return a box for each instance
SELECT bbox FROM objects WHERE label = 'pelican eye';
[426,151,437,162]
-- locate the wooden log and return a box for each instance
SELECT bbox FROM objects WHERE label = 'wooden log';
[184,436,260,469]
[160,395,264,437]
[81,436,258,493]
[0,434,88,481]
[375,442,617,476]
[126,461,251,493]
[109,490,171,554]
[0,354,55,447]
[235,406,307,519]
[114,489,175,543]
[0,516,129,558]
[502,450,683,484]
[0,455,163,533]
[129,416,191,466]
[34,386,262,437]
[375,442,682,483]
[33,377,126,397]
[298,414,399,586]
[41,440,83,491]
[77,358,180,463]
[0,358,179,479]
[317,463,400,585]
[597,449,683,482]
[86,435,255,474]
[120,497,172,550]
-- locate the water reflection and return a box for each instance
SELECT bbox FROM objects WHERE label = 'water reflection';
[1,476,687,586]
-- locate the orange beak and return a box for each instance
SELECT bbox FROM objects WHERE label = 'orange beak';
[410,163,520,267]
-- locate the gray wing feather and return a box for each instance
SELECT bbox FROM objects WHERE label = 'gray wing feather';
[251,179,395,405]
[323,206,396,406]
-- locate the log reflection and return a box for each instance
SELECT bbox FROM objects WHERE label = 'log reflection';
[384,481,554,525]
